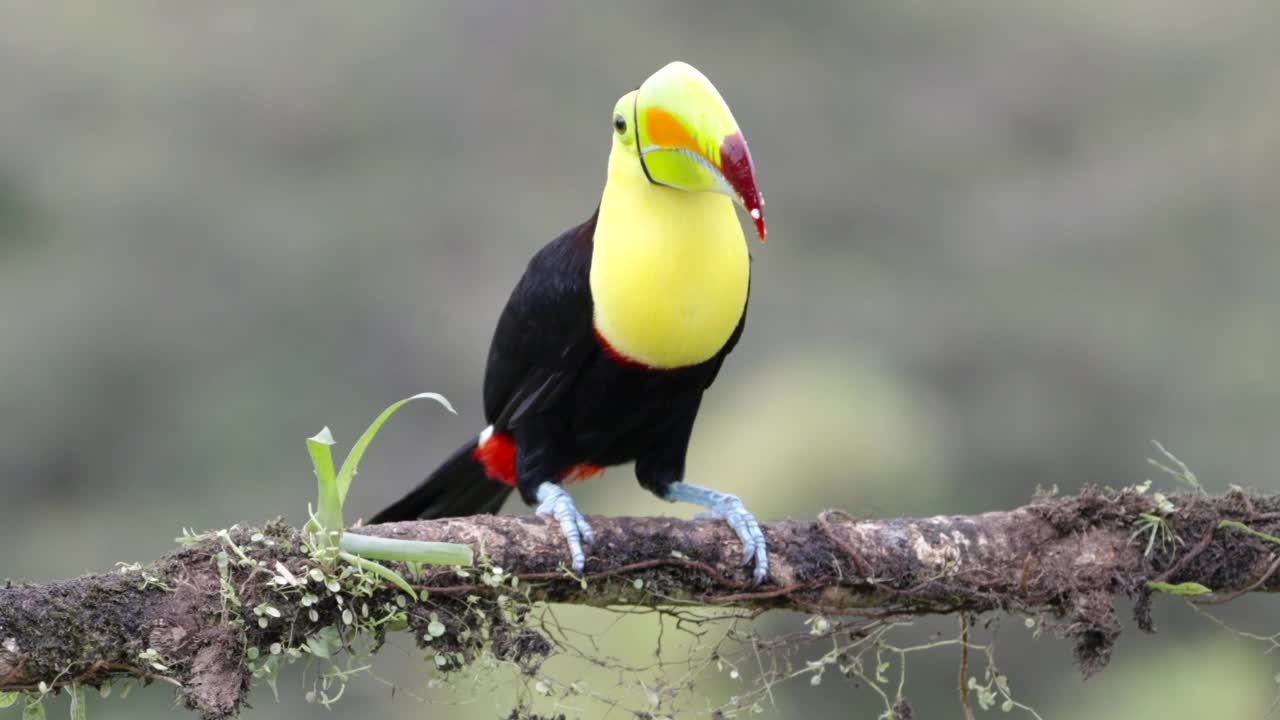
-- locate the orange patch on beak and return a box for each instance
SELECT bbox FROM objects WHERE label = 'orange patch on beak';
[644,107,713,165]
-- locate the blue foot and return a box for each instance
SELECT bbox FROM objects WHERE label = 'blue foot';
[535,483,593,573]
[665,483,768,586]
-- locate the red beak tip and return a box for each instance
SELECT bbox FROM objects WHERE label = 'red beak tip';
[719,132,766,242]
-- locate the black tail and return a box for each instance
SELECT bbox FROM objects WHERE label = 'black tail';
[368,438,513,523]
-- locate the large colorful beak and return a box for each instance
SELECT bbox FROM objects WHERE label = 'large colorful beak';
[634,61,767,242]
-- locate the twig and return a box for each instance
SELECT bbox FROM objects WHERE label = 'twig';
[959,613,976,720]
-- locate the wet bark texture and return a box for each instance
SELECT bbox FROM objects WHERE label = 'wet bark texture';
[2,487,1278,718]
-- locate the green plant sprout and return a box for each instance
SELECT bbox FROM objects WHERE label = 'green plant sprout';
[1131,512,1182,558]
[303,392,474,599]
[1148,440,1205,494]
[1130,443,1191,558]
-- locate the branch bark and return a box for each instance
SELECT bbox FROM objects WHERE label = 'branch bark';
[2,487,1277,718]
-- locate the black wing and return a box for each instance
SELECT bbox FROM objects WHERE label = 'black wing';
[483,212,599,430]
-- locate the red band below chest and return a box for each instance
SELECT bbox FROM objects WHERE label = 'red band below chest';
[473,431,603,487]
[593,326,652,370]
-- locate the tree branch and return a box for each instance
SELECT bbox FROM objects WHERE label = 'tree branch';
[3,487,1278,718]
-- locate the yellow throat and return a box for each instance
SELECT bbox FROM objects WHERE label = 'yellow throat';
[590,136,750,370]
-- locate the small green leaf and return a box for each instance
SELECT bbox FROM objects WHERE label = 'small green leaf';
[339,532,472,567]
[1146,581,1213,596]
[306,626,340,658]
[1152,491,1177,515]
[337,551,418,600]
[22,695,45,720]
[68,684,86,720]
[306,427,342,538]
[306,636,330,658]
[336,393,454,506]
[0,693,17,709]
[1219,520,1280,546]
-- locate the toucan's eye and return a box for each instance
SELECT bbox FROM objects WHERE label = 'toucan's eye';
[613,114,627,134]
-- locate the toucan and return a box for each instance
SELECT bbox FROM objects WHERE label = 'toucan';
[371,61,769,584]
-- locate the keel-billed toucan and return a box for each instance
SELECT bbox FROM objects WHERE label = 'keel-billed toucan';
[372,61,770,584]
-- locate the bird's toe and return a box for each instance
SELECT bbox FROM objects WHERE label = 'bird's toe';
[707,495,769,586]
[535,483,590,574]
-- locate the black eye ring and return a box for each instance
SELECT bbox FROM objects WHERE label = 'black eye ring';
[613,114,627,133]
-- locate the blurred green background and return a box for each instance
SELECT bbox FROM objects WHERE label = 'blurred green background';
[2,1,1278,718]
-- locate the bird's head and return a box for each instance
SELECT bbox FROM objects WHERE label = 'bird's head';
[611,61,766,242]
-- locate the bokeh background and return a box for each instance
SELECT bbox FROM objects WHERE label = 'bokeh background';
[2,1,1278,718]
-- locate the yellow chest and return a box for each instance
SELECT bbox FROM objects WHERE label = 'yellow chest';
[590,148,750,370]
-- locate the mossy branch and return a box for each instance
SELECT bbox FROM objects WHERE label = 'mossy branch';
[3,488,1280,718]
